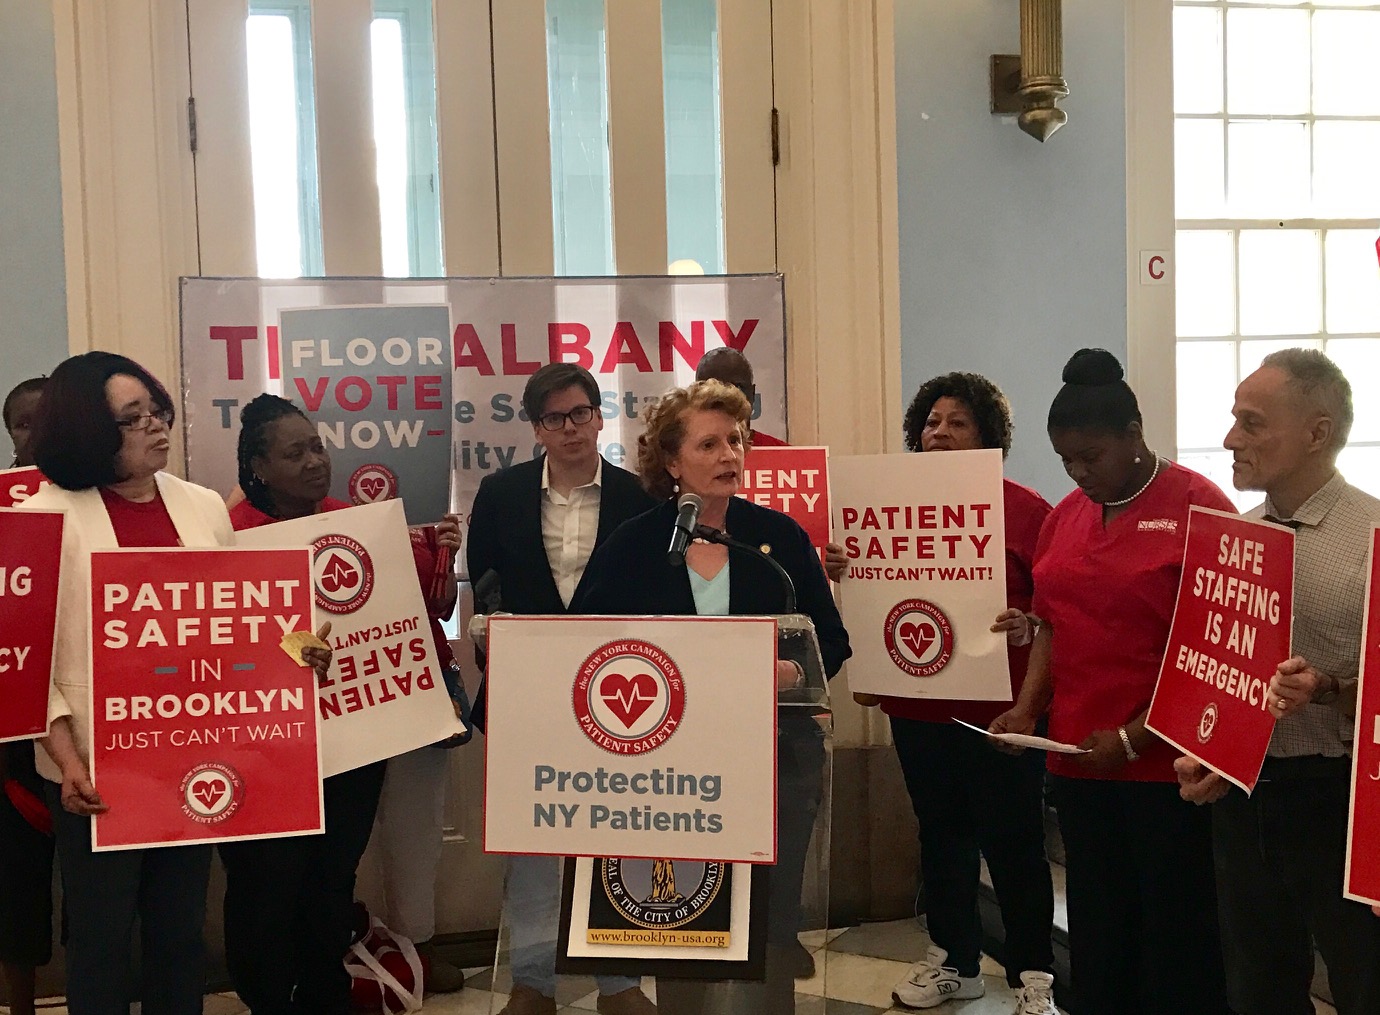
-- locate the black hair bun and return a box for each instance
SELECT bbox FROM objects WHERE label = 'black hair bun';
[239,392,297,427]
[1061,348,1124,386]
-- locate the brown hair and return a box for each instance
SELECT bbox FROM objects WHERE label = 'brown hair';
[637,380,752,500]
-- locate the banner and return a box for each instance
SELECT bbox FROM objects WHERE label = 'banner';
[0,509,63,742]
[737,446,830,558]
[483,616,777,863]
[87,547,323,850]
[179,276,787,573]
[1145,508,1293,793]
[278,305,452,525]
[1345,526,1380,906]
[0,466,48,508]
[234,500,463,775]
[832,450,1010,700]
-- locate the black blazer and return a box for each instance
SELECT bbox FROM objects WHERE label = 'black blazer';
[570,497,851,680]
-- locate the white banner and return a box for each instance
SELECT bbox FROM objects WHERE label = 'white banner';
[234,500,462,775]
[483,616,778,863]
[833,450,1011,700]
[179,276,786,572]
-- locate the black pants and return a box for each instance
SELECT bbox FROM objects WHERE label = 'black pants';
[220,761,386,1015]
[890,718,1053,985]
[1212,758,1380,1015]
[1,746,54,968]
[768,716,825,945]
[1052,776,1228,1015]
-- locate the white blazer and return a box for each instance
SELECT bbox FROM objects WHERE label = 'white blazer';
[22,472,234,783]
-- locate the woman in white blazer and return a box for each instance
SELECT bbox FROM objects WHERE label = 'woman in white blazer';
[24,352,235,1015]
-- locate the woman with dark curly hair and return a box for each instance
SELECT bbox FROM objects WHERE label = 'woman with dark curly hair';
[879,372,1059,1014]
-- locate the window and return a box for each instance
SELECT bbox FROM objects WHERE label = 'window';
[1173,1,1380,506]
[662,0,725,275]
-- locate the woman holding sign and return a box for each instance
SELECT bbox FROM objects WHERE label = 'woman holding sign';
[990,349,1235,1015]
[23,353,246,1015]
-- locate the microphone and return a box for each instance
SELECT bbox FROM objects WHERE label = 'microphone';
[667,493,703,566]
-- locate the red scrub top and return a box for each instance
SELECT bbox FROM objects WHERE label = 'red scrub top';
[1032,462,1236,782]
[882,478,1052,726]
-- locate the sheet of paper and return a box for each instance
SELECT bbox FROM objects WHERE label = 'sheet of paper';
[280,630,329,666]
[953,718,1090,755]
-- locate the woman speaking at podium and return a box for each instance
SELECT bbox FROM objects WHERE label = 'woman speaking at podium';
[573,379,851,1013]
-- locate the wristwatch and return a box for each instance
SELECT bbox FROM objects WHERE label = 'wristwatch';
[1117,726,1140,762]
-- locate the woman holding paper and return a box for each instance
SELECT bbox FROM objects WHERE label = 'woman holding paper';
[875,373,1058,1014]
[23,352,244,1015]
[989,349,1235,1015]
[220,393,469,1014]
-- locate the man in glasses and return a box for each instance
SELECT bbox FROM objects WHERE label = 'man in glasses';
[466,363,656,1015]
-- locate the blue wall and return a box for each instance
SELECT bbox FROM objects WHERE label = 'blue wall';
[894,1,1128,500]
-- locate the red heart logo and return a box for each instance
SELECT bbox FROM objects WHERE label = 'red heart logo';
[899,621,936,657]
[191,777,225,811]
[600,672,658,728]
[320,553,360,594]
[360,477,385,499]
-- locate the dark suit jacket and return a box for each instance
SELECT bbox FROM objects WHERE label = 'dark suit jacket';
[570,497,852,680]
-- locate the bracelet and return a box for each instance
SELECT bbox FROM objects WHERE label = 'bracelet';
[1117,725,1139,762]
[791,660,806,689]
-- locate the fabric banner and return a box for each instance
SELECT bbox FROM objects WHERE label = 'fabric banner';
[1145,508,1293,793]
[278,305,452,525]
[87,547,323,850]
[0,466,48,508]
[1345,526,1380,906]
[832,450,1010,700]
[0,509,63,742]
[178,276,786,574]
[234,500,463,776]
[737,446,830,557]
[483,616,778,863]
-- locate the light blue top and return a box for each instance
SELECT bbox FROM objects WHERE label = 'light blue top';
[688,562,730,617]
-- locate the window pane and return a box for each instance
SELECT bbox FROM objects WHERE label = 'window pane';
[1313,122,1380,219]
[1177,342,1236,450]
[1175,119,1225,219]
[1226,9,1310,116]
[1326,339,1380,442]
[1338,446,1380,501]
[1238,230,1322,336]
[1178,451,1252,512]
[547,0,615,276]
[662,0,724,275]
[1314,11,1380,116]
[1173,7,1223,115]
[1239,338,1322,380]
[1226,120,1309,219]
[1176,230,1236,337]
[372,19,410,277]
[247,14,311,278]
[1325,231,1380,335]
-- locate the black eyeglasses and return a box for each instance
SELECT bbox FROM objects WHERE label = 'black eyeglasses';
[116,408,175,431]
[537,405,599,431]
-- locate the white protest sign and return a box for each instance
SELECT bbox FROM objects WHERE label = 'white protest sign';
[483,616,778,863]
[833,450,1010,700]
[235,500,463,775]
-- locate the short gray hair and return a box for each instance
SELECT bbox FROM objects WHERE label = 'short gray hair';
[1260,348,1353,452]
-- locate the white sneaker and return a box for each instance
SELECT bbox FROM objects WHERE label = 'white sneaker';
[1012,970,1057,1015]
[891,945,986,1009]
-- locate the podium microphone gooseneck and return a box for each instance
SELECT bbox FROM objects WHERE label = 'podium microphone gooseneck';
[667,493,704,566]
[692,524,797,615]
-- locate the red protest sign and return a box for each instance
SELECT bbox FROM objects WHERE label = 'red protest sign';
[0,467,48,508]
[1345,527,1380,906]
[88,547,324,850]
[0,509,63,742]
[1146,507,1293,793]
[738,446,831,555]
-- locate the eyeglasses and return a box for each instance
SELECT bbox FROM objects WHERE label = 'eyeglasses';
[537,405,599,431]
[116,408,175,431]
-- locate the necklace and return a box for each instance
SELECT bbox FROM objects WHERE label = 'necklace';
[1104,454,1162,508]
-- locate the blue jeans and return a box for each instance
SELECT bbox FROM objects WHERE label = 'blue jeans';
[505,854,638,998]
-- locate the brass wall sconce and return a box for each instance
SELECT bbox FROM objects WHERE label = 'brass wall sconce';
[990,0,1069,142]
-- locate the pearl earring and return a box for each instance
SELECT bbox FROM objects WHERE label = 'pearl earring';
[1134,455,1142,464]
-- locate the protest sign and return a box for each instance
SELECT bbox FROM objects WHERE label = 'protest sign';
[87,547,323,850]
[0,509,63,742]
[737,446,830,559]
[0,466,48,508]
[234,500,463,775]
[1145,508,1293,792]
[832,450,1009,700]
[483,616,777,863]
[1345,527,1380,906]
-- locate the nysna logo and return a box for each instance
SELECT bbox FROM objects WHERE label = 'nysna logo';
[349,463,399,505]
[883,598,955,677]
[1198,701,1219,744]
[573,640,686,754]
[180,762,243,824]
[310,534,375,614]
[1138,518,1179,534]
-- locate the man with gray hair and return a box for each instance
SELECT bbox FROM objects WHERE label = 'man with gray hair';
[1177,348,1380,1014]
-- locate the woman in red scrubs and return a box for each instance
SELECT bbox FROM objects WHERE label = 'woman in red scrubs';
[991,349,1233,1015]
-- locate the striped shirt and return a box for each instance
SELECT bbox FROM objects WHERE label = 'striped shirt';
[1250,472,1380,759]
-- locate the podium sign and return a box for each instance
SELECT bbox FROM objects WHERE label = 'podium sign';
[483,616,778,863]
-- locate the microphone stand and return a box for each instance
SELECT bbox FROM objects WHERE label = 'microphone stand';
[692,524,797,615]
